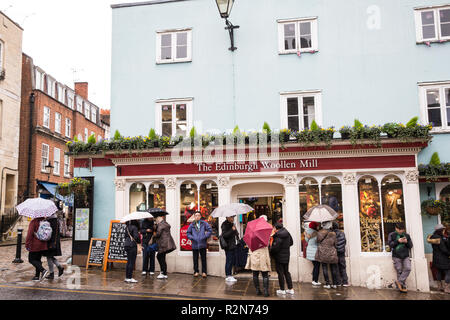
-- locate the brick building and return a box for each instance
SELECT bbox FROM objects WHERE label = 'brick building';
[18,53,107,202]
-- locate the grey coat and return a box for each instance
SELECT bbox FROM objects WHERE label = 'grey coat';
[154,221,176,254]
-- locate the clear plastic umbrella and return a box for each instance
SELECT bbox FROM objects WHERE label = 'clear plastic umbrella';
[120,211,153,223]
[211,203,254,218]
[303,205,339,223]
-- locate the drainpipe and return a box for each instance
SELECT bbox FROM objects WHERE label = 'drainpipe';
[25,93,35,200]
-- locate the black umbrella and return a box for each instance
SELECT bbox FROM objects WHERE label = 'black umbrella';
[147,207,169,218]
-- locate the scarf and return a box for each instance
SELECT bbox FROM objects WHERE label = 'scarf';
[395,232,405,251]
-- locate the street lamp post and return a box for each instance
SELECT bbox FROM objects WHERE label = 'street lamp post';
[45,162,54,182]
[215,0,240,51]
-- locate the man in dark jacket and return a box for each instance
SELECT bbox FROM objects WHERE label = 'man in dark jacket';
[270,223,294,295]
[124,220,141,283]
[388,223,413,293]
[332,221,349,287]
[25,217,49,281]
[221,216,239,282]
[187,212,212,278]
[427,224,450,293]
[140,218,155,275]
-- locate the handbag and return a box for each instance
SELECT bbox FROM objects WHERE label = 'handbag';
[219,234,228,250]
[127,227,142,254]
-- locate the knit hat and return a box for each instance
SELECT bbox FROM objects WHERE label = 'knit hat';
[309,221,319,230]
[435,224,446,231]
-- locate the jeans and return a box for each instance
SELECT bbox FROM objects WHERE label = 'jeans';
[312,261,321,282]
[142,245,156,272]
[336,255,349,285]
[125,246,137,279]
[29,252,44,276]
[322,263,338,285]
[157,252,167,275]
[225,249,235,277]
[193,248,207,274]
[436,268,450,284]
[275,262,293,290]
[392,257,411,287]
[46,256,61,273]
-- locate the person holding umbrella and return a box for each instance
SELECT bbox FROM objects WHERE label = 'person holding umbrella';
[244,215,272,297]
[140,217,155,275]
[270,222,294,295]
[187,211,212,278]
[25,217,49,281]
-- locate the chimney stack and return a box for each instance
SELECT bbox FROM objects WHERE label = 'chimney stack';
[74,82,88,100]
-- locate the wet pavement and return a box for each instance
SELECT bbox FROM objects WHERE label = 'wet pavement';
[0,240,449,300]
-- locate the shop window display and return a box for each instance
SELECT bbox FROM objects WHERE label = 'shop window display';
[381,175,405,250]
[180,181,198,251]
[199,181,219,252]
[299,177,320,253]
[147,182,166,210]
[129,183,146,212]
[321,176,343,229]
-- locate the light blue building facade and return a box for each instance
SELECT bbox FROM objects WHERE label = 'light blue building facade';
[75,0,450,290]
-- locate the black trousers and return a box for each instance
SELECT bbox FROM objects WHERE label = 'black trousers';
[29,251,44,276]
[336,255,349,285]
[312,261,321,282]
[252,271,269,281]
[142,245,156,272]
[157,252,167,275]
[125,247,137,279]
[322,263,338,285]
[193,248,207,274]
[275,262,293,290]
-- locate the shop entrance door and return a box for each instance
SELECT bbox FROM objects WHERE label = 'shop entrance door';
[238,196,284,272]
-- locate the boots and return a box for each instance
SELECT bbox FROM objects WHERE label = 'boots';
[253,274,262,296]
[437,281,444,292]
[263,276,270,297]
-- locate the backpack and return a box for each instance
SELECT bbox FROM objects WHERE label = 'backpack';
[35,220,52,241]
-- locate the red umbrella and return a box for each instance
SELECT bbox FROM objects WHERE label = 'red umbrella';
[243,217,273,252]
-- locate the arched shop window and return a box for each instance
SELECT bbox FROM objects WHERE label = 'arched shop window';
[148,182,166,210]
[200,181,219,252]
[440,185,450,203]
[299,177,320,253]
[380,175,406,249]
[321,176,343,229]
[129,183,147,212]
[180,181,198,251]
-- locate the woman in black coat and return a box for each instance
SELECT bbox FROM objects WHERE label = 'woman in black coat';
[124,220,141,283]
[270,223,294,295]
[221,216,239,282]
[427,224,450,293]
[43,213,63,279]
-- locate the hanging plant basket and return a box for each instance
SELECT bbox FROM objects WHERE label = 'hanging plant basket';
[56,185,70,197]
[71,184,87,195]
[425,206,442,216]
[421,199,446,217]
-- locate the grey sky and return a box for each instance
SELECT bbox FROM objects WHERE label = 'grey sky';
[1,0,136,110]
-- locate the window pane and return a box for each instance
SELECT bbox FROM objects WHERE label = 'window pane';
[422,25,436,39]
[300,35,312,48]
[299,22,311,35]
[148,182,166,210]
[287,98,298,116]
[180,181,198,251]
[161,105,172,121]
[321,177,343,230]
[176,104,187,121]
[129,183,147,213]
[177,32,187,46]
[200,181,219,252]
[381,175,406,251]
[284,23,296,50]
[162,123,172,137]
[299,178,320,254]
[359,177,383,252]
[421,10,435,25]
[440,9,450,23]
[429,109,442,127]
[441,23,450,37]
[427,89,442,127]
[176,123,187,136]
[446,89,450,126]
[284,23,295,36]
[161,47,172,60]
[284,38,296,50]
[161,34,171,46]
[303,97,315,129]
[288,116,299,132]
[176,45,187,59]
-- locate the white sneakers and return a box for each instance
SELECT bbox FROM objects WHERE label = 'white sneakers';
[331,285,337,289]
[149,272,155,275]
[312,281,321,286]
[141,271,147,275]
[276,290,286,295]
[124,278,138,283]
[225,276,237,282]
[323,284,331,289]
[286,289,295,294]
[157,273,168,279]
[277,289,294,295]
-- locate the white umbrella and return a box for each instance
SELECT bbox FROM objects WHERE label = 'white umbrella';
[16,198,58,219]
[211,203,254,218]
[303,205,338,223]
[120,211,153,223]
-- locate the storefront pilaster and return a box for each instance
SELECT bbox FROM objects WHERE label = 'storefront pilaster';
[284,175,300,281]
[404,170,430,292]
[114,178,126,219]
[342,172,362,286]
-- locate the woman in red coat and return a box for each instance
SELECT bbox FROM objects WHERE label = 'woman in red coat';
[25,217,49,281]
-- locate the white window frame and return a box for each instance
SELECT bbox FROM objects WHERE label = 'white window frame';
[53,148,60,176]
[35,68,45,91]
[41,144,50,173]
[414,5,450,43]
[418,81,450,132]
[76,96,83,113]
[43,106,51,129]
[155,98,193,137]
[84,128,88,143]
[280,90,323,131]
[65,118,71,138]
[67,90,75,109]
[47,77,56,98]
[278,17,319,54]
[64,155,71,178]
[156,28,192,64]
[55,112,62,134]
[84,103,90,120]
[92,107,97,123]
[57,83,65,104]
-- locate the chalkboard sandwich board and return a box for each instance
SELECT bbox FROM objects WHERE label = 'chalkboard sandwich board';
[103,220,128,271]
[86,238,107,269]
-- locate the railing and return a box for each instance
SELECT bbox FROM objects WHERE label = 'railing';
[0,208,19,237]
[0,68,5,81]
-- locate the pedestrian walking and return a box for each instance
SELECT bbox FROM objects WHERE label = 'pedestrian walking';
[316,221,339,289]
[43,212,64,279]
[305,221,321,286]
[388,222,413,293]
[153,216,176,279]
[427,224,450,294]
[124,220,141,283]
[221,216,239,282]
[270,223,294,295]
[140,217,155,275]
[187,211,212,278]
[25,217,49,281]
[332,221,349,287]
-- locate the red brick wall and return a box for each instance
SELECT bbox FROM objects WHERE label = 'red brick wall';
[75,82,88,100]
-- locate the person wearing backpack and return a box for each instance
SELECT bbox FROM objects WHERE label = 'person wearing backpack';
[332,221,349,287]
[25,217,49,281]
[43,213,64,279]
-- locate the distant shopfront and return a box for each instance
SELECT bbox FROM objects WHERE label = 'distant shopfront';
[74,139,431,291]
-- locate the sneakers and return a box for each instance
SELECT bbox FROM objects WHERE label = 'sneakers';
[323,284,331,289]
[58,266,64,277]
[331,285,337,289]
[312,281,321,286]
[142,271,147,275]
[157,273,168,279]
[125,278,138,283]
[225,276,237,282]
[286,289,295,295]
[342,283,350,287]
[276,290,286,295]
[45,272,54,280]
[40,270,49,281]
[32,276,40,281]
[149,272,155,275]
